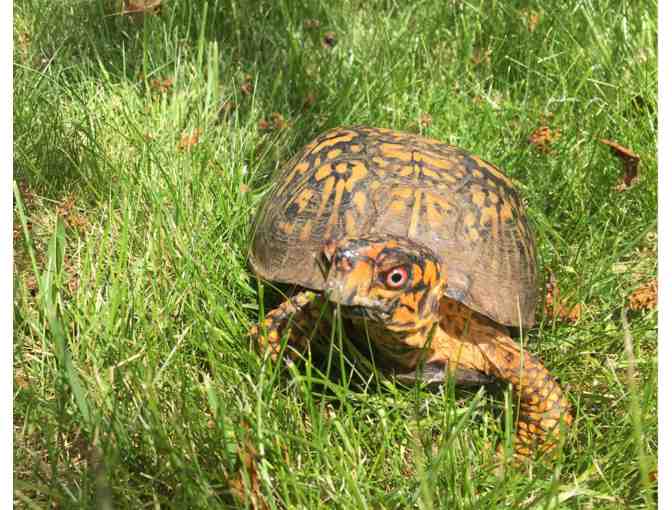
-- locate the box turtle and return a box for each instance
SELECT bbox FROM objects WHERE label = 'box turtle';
[249,126,572,458]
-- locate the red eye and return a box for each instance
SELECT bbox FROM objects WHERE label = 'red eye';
[384,267,408,289]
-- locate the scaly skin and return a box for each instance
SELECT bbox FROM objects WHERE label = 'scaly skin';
[251,236,572,458]
[389,299,573,457]
[250,291,321,359]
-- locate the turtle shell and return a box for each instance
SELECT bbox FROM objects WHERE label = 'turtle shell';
[249,126,538,328]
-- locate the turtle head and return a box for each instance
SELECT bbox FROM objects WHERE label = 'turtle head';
[320,236,444,332]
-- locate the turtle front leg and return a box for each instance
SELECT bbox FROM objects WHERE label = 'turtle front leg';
[250,290,324,360]
[478,335,573,457]
[435,299,572,458]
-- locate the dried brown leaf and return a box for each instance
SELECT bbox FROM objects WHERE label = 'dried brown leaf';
[521,10,541,32]
[240,80,254,96]
[16,181,36,207]
[25,275,38,296]
[150,77,173,93]
[419,113,433,128]
[54,195,90,233]
[528,126,560,153]
[56,195,76,218]
[226,422,269,510]
[303,19,321,29]
[67,273,80,294]
[15,370,30,390]
[217,100,236,121]
[322,32,337,49]
[270,112,287,130]
[68,213,90,232]
[302,92,317,110]
[544,271,582,323]
[177,129,203,151]
[258,114,288,131]
[471,47,492,66]
[600,139,640,190]
[17,32,31,61]
[628,279,657,311]
[122,0,162,22]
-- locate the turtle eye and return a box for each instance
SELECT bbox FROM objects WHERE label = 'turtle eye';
[384,266,409,289]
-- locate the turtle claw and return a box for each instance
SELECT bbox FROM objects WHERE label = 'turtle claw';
[249,290,320,362]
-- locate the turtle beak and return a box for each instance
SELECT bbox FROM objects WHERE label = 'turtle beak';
[324,261,392,321]
[321,241,392,321]
[323,246,364,301]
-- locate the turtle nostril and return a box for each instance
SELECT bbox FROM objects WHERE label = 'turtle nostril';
[335,253,353,272]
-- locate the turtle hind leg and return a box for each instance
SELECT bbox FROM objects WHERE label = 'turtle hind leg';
[249,290,323,361]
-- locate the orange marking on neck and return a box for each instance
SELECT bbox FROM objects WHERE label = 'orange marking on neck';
[399,291,419,311]
[411,264,423,287]
[423,261,438,286]
[361,243,387,260]
[278,221,294,235]
[344,260,373,293]
[392,305,416,326]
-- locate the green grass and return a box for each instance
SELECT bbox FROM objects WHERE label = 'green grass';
[13,0,657,508]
